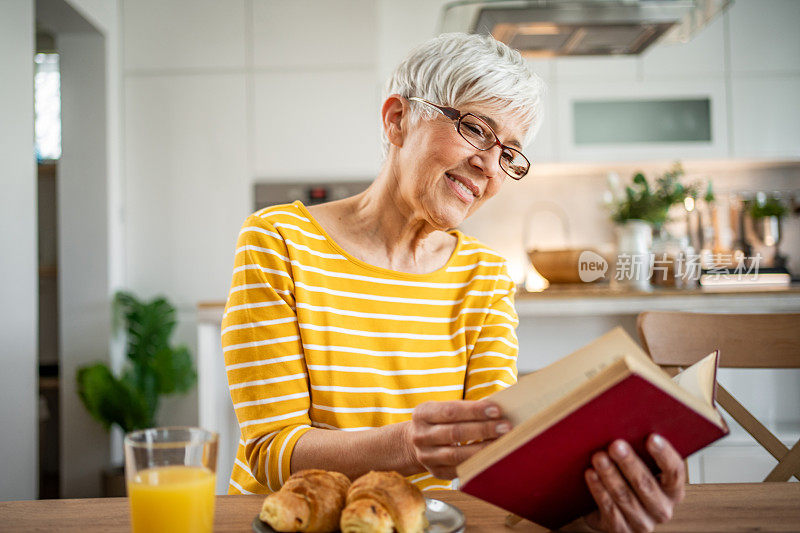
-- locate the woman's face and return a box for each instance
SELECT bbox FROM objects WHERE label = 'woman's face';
[392,100,528,231]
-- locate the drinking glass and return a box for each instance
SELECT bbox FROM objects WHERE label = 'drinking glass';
[124,427,218,533]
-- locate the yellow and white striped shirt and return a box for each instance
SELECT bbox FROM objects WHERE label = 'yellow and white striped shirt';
[222,201,519,495]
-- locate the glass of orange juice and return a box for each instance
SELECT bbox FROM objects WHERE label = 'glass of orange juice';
[124,427,218,533]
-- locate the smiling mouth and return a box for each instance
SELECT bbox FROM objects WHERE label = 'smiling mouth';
[446,173,478,198]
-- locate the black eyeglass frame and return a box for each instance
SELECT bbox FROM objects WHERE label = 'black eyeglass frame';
[407,96,530,180]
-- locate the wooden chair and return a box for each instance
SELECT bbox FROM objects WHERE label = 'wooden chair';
[637,311,800,482]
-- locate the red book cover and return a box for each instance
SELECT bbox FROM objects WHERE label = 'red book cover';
[459,373,729,530]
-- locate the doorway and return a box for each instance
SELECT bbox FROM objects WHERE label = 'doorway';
[35,0,112,498]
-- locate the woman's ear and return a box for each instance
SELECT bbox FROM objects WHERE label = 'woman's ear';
[382,94,407,148]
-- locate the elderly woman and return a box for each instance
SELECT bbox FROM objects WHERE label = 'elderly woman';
[223,33,684,532]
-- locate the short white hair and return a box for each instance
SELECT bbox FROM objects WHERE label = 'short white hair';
[381,32,546,158]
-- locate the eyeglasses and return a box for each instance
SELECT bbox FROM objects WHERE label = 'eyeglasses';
[407,97,530,180]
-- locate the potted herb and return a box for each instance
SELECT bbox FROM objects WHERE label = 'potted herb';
[745,193,788,263]
[76,291,196,495]
[609,162,698,229]
[748,194,787,220]
[607,163,700,289]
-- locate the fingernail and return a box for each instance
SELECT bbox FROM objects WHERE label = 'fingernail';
[586,469,599,482]
[651,434,665,450]
[496,423,511,435]
[595,453,610,468]
[612,440,629,458]
[485,406,500,418]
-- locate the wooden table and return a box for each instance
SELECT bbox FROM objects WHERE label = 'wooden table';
[1,484,798,532]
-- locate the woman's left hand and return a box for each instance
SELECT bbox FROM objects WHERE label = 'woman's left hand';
[582,434,686,533]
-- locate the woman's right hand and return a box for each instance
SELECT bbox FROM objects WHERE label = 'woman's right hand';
[404,400,512,480]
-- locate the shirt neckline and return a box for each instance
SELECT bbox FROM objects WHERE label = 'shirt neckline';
[293,200,464,280]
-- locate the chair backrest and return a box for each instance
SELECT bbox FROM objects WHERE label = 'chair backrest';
[637,311,800,483]
[637,311,800,369]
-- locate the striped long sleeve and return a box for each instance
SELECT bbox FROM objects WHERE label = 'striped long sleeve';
[464,279,519,400]
[222,216,312,493]
[222,202,519,494]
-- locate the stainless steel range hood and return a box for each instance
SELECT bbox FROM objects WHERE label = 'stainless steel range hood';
[440,0,732,56]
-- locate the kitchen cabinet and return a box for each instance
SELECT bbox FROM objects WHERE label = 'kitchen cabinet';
[555,79,729,162]
[524,59,557,164]
[728,0,800,75]
[253,70,381,178]
[124,74,249,303]
[123,0,246,70]
[726,0,800,160]
[525,0,800,163]
[640,11,726,80]
[527,13,727,163]
[730,76,800,160]
[553,55,639,83]
[252,0,376,69]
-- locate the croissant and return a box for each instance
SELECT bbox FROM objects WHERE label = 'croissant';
[340,471,428,533]
[259,469,351,533]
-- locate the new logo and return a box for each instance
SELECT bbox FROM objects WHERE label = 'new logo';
[578,250,608,283]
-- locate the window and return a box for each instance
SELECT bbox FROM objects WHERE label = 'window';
[34,53,61,161]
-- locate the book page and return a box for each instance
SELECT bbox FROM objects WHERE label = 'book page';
[490,327,655,425]
[672,351,719,406]
[624,354,723,426]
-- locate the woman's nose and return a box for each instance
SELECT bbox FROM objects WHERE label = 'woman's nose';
[469,145,503,179]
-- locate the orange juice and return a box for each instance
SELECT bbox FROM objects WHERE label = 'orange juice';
[128,465,215,533]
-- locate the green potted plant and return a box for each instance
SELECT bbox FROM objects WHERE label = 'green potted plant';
[748,194,787,220]
[745,193,788,266]
[76,291,196,495]
[607,163,700,289]
[609,162,698,229]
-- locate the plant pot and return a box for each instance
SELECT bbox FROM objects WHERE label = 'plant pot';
[614,220,653,291]
[102,465,126,497]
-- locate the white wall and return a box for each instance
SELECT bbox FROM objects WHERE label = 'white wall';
[65,0,125,302]
[58,29,113,498]
[0,0,38,501]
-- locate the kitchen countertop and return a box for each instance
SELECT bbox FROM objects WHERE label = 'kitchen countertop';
[198,284,800,320]
[513,283,800,316]
[518,282,800,298]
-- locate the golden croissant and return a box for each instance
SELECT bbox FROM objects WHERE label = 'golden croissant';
[340,471,428,533]
[259,469,350,533]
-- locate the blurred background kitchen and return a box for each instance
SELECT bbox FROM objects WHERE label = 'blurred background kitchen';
[1,0,798,502]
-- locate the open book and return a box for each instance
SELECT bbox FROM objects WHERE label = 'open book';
[456,327,729,530]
